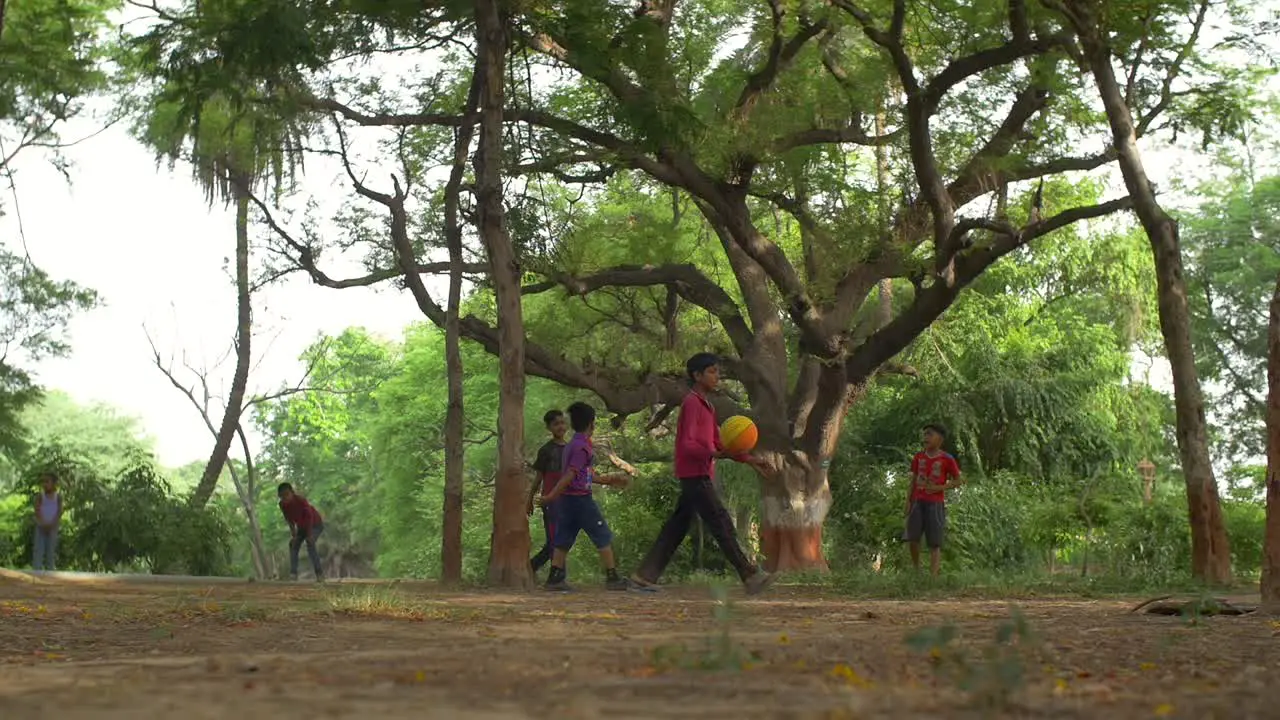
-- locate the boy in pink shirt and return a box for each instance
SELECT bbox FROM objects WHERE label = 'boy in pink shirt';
[631,353,775,595]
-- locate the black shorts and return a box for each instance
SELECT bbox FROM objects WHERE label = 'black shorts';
[552,495,613,551]
[906,502,946,549]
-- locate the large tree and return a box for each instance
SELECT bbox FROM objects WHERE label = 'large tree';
[1055,0,1244,583]
[129,0,1247,571]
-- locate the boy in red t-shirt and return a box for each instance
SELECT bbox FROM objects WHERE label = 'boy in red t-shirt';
[904,424,963,576]
[278,483,325,582]
[631,353,775,595]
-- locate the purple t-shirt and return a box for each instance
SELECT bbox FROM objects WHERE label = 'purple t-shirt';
[560,433,594,496]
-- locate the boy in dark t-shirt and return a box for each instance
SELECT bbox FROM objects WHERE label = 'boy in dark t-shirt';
[527,409,568,576]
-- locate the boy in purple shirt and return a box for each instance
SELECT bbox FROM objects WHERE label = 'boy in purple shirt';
[539,401,631,591]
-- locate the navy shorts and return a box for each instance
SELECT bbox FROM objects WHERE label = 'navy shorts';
[906,501,946,549]
[552,494,613,550]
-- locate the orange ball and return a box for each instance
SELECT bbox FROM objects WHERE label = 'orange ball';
[720,415,758,454]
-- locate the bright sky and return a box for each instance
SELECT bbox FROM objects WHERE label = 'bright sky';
[2,115,435,467]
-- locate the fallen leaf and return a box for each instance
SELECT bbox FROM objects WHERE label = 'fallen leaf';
[1139,662,1157,671]
[1154,703,1175,717]
[778,634,790,645]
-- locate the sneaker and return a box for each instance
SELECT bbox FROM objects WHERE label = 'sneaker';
[545,579,572,592]
[288,574,299,582]
[605,577,630,591]
[629,573,657,589]
[743,570,776,596]
[315,576,326,584]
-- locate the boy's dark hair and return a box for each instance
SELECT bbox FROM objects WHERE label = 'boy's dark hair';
[566,401,596,432]
[685,352,719,381]
[923,423,947,438]
[39,471,58,484]
[277,482,293,497]
[543,409,564,427]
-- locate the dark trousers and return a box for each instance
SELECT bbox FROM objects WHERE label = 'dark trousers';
[636,477,755,583]
[530,506,556,571]
[289,523,324,578]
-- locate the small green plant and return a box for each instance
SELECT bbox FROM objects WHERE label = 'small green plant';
[649,582,759,672]
[906,606,1035,711]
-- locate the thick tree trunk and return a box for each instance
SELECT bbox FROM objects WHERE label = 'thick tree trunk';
[1071,12,1231,584]
[1262,271,1280,613]
[190,182,252,510]
[474,0,530,588]
[758,457,833,572]
[439,73,479,586]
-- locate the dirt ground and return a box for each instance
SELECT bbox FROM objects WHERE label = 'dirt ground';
[0,576,1275,719]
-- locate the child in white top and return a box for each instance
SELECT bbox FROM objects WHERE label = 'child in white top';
[33,472,62,571]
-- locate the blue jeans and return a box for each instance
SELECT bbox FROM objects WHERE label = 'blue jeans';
[33,526,58,571]
[289,523,324,578]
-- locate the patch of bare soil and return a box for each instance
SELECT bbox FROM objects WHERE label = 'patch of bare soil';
[0,576,1275,719]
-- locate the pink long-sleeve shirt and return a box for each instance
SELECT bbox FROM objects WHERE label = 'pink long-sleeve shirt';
[674,389,746,479]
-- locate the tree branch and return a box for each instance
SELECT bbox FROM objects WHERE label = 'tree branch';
[522,263,754,355]
[845,195,1134,385]
[734,3,828,117]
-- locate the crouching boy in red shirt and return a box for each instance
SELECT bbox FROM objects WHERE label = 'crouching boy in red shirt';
[278,482,325,582]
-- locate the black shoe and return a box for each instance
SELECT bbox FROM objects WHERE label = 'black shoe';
[545,579,572,592]
[744,570,776,596]
[605,577,630,591]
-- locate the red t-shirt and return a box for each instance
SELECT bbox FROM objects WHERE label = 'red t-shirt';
[910,452,960,504]
[674,390,748,480]
[279,495,323,528]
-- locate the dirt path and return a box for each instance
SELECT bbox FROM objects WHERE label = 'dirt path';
[0,576,1274,718]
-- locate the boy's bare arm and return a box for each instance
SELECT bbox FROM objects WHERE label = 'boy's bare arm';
[541,469,574,503]
[937,469,964,491]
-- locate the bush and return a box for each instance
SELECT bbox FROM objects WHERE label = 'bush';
[6,445,233,575]
[1222,499,1265,577]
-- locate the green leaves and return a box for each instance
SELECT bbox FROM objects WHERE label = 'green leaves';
[0,0,117,152]
[1182,168,1280,459]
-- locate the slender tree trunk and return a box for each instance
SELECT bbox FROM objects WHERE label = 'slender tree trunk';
[439,75,480,586]
[1069,10,1231,584]
[874,93,893,328]
[474,0,530,588]
[234,425,271,578]
[1262,271,1280,613]
[190,180,253,510]
[734,504,755,564]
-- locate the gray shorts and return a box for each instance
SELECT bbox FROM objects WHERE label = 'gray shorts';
[905,501,946,549]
